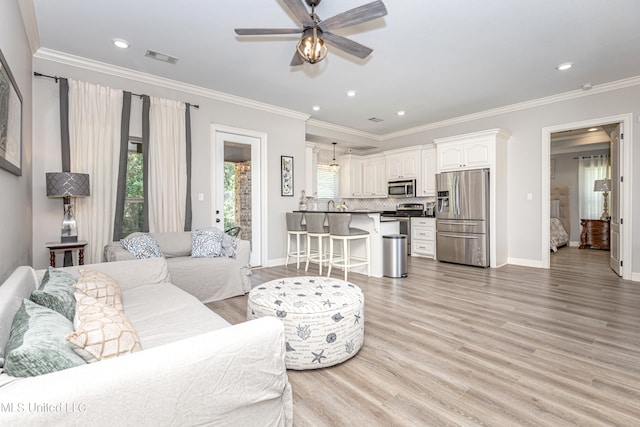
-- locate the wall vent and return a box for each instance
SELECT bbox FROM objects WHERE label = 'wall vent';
[368,117,384,123]
[145,50,179,64]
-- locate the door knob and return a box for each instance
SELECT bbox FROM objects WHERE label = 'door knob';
[216,218,221,223]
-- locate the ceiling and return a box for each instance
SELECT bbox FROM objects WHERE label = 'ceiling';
[28,0,640,137]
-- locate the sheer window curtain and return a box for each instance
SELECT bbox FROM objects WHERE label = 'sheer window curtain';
[68,80,123,263]
[148,97,187,232]
[578,155,610,220]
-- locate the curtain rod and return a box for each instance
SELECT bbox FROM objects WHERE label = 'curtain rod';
[34,72,199,109]
[572,154,608,159]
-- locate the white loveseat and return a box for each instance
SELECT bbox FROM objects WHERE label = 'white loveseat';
[0,258,292,426]
[104,231,252,303]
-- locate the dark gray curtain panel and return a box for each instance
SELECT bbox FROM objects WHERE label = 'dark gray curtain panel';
[184,104,193,232]
[112,91,132,241]
[141,95,150,233]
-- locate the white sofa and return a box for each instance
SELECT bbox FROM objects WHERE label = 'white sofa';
[0,258,292,426]
[104,231,252,303]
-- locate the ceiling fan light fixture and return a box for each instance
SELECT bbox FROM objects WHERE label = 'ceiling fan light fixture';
[297,27,328,64]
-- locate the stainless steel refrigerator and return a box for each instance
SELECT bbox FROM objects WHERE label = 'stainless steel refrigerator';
[436,169,490,267]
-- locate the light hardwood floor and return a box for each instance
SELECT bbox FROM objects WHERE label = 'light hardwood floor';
[207,248,640,426]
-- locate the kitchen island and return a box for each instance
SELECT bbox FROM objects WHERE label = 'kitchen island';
[294,211,399,278]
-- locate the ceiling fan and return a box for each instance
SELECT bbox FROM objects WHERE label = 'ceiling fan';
[234,0,387,66]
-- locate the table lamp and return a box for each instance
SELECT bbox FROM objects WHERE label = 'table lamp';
[593,179,611,220]
[46,172,90,242]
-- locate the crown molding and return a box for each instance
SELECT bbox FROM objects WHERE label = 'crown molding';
[382,75,640,140]
[18,0,41,54]
[306,118,382,141]
[33,48,310,121]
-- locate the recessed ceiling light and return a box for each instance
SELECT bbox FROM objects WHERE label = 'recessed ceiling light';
[346,90,357,97]
[112,38,130,49]
[397,111,405,116]
[556,62,573,71]
[312,105,320,111]
[588,127,599,132]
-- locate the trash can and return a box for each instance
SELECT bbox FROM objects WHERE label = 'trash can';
[383,234,408,278]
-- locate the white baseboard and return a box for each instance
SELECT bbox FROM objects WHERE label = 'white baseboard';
[507,257,543,268]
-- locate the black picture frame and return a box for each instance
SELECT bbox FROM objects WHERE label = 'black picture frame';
[0,48,23,176]
[281,155,294,196]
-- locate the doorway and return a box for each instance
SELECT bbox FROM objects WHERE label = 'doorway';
[541,114,633,280]
[212,125,267,267]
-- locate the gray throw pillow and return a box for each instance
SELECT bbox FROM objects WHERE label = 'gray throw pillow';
[30,266,77,321]
[221,233,238,258]
[191,228,224,258]
[4,300,86,377]
[121,233,164,259]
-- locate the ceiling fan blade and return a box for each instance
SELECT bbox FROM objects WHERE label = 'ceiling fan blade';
[290,50,305,66]
[319,0,387,32]
[235,28,303,35]
[322,31,373,59]
[282,0,314,27]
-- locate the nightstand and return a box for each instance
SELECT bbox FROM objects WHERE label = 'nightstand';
[579,219,610,250]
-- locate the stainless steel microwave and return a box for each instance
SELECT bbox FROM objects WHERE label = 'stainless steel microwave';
[387,179,416,198]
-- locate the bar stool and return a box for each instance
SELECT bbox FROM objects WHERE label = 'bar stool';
[327,213,370,281]
[305,212,330,275]
[285,212,307,269]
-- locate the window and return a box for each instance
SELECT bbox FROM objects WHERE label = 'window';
[121,137,144,238]
[578,154,609,220]
[316,164,339,199]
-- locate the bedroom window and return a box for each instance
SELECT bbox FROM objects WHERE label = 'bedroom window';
[578,154,609,220]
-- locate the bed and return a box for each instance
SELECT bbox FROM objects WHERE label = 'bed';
[550,186,570,252]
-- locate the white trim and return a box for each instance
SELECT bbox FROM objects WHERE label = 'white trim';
[211,124,268,268]
[18,0,41,54]
[541,113,633,280]
[306,119,381,140]
[507,257,543,268]
[35,48,310,121]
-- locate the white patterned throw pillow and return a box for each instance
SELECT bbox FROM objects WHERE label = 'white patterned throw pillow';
[75,269,124,312]
[120,233,163,259]
[191,228,224,258]
[66,291,141,363]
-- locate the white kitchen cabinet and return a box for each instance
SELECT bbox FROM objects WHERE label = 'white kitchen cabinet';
[339,155,363,198]
[386,148,421,180]
[411,217,436,259]
[362,155,386,197]
[420,146,437,196]
[436,138,492,171]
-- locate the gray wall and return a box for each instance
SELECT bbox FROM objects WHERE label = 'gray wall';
[31,57,306,268]
[0,1,33,282]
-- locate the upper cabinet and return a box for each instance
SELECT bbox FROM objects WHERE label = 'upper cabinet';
[362,155,387,197]
[386,148,421,180]
[436,138,493,171]
[420,146,437,196]
[339,155,364,198]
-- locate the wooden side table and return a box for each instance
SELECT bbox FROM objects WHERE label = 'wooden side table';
[45,240,88,267]
[579,220,610,250]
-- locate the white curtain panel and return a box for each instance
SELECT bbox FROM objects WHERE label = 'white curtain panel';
[148,97,187,232]
[578,155,609,220]
[68,80,123,263]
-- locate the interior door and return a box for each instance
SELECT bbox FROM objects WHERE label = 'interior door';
[609,124,622,276]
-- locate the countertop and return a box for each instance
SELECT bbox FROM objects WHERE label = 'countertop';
[293,210,385,214]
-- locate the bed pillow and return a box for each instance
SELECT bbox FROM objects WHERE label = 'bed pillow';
[30,267,77,321]
[74,269,124,312]
[191,228,224,258]
[121,233,163,259]
[66,292,141,363]
[4,300,86,377]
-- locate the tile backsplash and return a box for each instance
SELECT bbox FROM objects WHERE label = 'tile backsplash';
[308,197,436,212]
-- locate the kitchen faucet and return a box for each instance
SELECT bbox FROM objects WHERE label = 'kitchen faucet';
[327,200,335,211]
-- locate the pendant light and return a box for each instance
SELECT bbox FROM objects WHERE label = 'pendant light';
[330,142,340,172]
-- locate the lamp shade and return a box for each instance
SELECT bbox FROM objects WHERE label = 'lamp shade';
[46,172,90,197]
[593,179,611,192]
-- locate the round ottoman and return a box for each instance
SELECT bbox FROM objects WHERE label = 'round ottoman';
[247,276,364,370]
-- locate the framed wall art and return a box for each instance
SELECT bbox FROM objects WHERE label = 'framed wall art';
[281,155,294,196]
[0,48,23,176]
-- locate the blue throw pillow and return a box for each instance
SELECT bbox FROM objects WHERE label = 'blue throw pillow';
[121,233,164,259]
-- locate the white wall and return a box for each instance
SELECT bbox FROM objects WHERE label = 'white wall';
[0,1,33,282]
[31,56,307,268]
